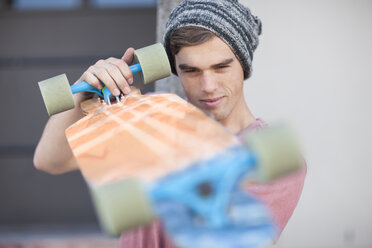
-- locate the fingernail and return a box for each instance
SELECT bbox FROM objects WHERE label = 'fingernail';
[114,89,120,96]
[129,78,133,84]
[124,87,130,94]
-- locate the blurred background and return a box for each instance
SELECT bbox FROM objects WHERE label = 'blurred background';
[0,0,157,246]
[245,0,372,247]
[0,0,371,247]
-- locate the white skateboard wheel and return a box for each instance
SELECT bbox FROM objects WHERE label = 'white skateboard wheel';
[38,74,75,116]
[90,179,155,236]
[133,43,171,84]
[243,124,302,182]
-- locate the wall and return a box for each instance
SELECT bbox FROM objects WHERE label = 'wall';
[0,7,156,229]
[242,0,372,247]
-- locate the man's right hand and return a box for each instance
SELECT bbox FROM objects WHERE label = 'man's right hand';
[75,47,135,99]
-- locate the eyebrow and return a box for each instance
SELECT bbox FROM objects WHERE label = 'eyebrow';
[178,58,234,71]
[211,58,234,69]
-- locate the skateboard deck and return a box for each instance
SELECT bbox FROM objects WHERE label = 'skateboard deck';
[65,89,281,248]
[66,88,238,186]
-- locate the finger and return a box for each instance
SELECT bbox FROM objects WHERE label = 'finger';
[93,67,121,96]
[105,62,131,94]
[108,57,134,84]
[121,47,135,65]
[80,69,102,90]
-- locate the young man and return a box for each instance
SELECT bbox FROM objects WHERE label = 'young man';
[34,0,306,247]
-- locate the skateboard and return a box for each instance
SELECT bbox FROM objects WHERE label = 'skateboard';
[37,43,302,248]
[64,88,302,248]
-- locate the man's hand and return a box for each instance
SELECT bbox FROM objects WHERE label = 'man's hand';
[75,47,135,97]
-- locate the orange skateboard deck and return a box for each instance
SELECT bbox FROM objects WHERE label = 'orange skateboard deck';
[66,89,238,186]
[64,89,289,248]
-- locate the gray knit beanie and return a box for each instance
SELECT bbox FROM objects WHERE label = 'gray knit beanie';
[163,0,262,79]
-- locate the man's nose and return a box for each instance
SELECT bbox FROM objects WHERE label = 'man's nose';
[200,72,218,93]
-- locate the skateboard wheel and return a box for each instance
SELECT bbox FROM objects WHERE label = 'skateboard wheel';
[90,179,155,236]
[243,124,302,182]
[38,74,75,116]
[133,43,171,84]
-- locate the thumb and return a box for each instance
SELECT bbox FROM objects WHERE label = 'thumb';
[121,47,135,64]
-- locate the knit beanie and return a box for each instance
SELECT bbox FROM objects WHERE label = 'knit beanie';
[163,0,262,79]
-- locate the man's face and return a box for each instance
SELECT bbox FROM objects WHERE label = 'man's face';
[175,36,246,124]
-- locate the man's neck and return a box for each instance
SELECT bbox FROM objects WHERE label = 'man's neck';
[219,99,256,134]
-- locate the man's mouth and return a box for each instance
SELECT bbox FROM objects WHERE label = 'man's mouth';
[199,96,224,108]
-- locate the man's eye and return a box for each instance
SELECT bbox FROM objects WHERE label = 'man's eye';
[185,69,197,73]
[217,65,229,69]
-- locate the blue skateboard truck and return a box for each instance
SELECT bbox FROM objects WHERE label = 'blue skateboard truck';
[70,63,142,105]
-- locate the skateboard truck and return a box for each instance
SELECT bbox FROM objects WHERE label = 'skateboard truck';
[38,43,171,116]
[67,63,142,106]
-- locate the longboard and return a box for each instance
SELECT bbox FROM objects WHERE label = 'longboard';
[65,88,301,248]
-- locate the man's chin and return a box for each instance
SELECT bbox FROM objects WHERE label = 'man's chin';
[191,102,225,121]
[201,109,224,122]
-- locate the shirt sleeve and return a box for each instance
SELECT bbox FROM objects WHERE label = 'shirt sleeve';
[119,219,175,248]
[243,161,307,236]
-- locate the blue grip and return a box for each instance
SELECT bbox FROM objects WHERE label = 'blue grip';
[71,81,103,97]
[129,63,142,74]
[70,63,142,99]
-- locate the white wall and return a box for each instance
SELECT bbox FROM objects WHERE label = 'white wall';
[242,0,372,247]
